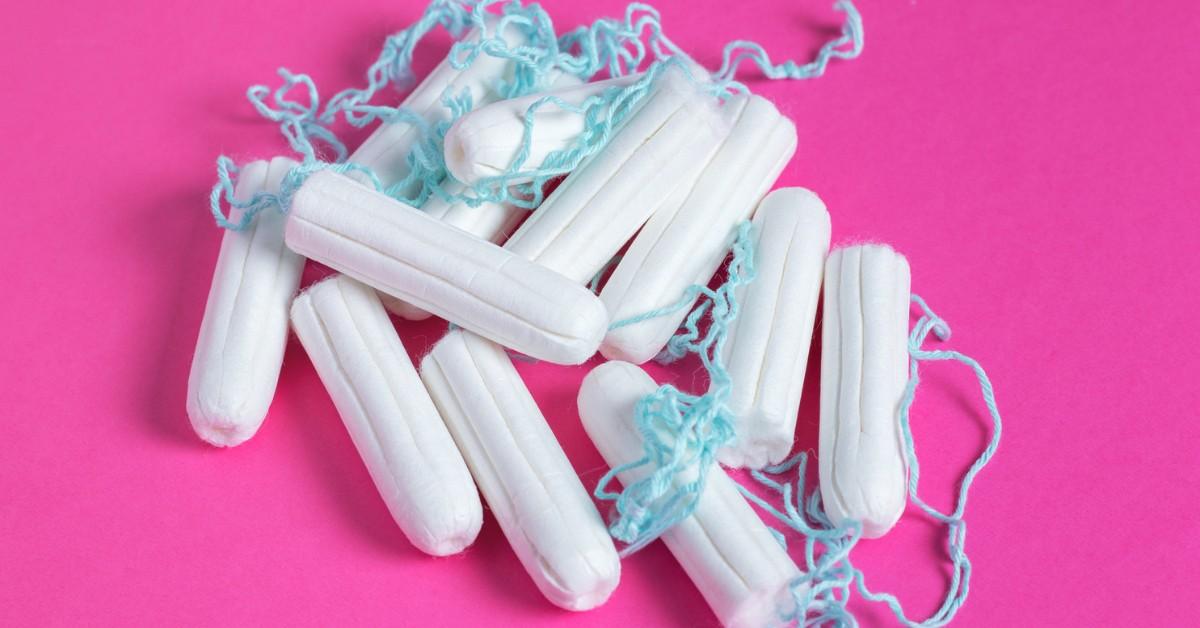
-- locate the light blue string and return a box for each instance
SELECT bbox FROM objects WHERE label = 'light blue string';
[457,0,865,209]
[733,453,863,626]
[207,157,382,231]
[322,0,473,127]
[740,294,1003,626]
[208,0,865,230]
[245,69,348,163]
[593,221,756,555]
[459,58,687,210]
[713,0,864,93]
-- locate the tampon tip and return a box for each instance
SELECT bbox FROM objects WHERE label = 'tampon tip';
[186,404,262,448]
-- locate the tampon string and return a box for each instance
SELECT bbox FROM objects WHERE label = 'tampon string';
[594,220,757,554]
[740,294,1004,628]
[713,0,865,92]
[208,0,865,231]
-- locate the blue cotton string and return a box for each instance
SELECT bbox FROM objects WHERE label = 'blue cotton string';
[322,0,472,128]
[735,454,864,626]
[462,59,683,210]
[593,221,756,555]
[712,0,864,93]
[246,69,348,163]
[208,0,865,230]
[846,294,1003,627]
[740,294,1003,626]
[456,0,865,209]
[208,157,386,230]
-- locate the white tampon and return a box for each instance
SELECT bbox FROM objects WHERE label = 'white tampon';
[819,244,911,539]
[420,330,620,610]
[187,157,305,447]
[378,179,525,321]
[599,94,798,363]
[578,361,802,628]
[348,24,525,191]
[285,171,607,365]
[717,188,831,469]
[500,66,729,283]
[290,276,482,555]
[443,74,640,184]
[346,31,574,319]
[349,22,580,191]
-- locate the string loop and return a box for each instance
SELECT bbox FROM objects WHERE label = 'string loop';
[742,294,1004,626]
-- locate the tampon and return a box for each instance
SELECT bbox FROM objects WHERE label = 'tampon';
[346,31,575,319]
[187,156,305,447]
[347,24,525,192]
[290,276,482,556]
[717,188,831,469]
[819,244,911,539]
[442,74,641,185]
[348,23,580,191]
[500,66,729,283]
[285,170,608,365]
[600,94,797,363]
[379,179,525,321]
[420,330,620,610]
[578,361,802,627]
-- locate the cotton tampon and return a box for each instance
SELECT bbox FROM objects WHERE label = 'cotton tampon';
[379,179,524,321]
[578,361,802,627]
[187,157,305,447]
[347,24,526,192]
[346,37,573,321]
[442,74,641,185]
[717,188,831,469]
[348,22,580,191]
[285,170,608,365]
[347,34,576,320]
[819,245,911,539]
[290,276,482,555]
[420,330,620,610]
[600,94,798,363]
[500,66,729,283]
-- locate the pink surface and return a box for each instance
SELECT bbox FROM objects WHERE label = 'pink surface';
[2,1,1198,625]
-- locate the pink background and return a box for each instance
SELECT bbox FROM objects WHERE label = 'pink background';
[2,1,1198,625]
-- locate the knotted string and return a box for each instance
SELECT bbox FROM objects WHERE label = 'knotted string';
[594,221,756,555]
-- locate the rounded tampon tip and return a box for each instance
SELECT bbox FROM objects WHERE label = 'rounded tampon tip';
[822,495,903,540]
[715,438,777,471]
[186,404,263,448]
[402,492,484,558]
[724,582,798,628]
[548,294,610,365]
[442,118,475,185]
[598,332,660,366]
[418,528,480,558]
[557,581,619,612]
[378,292,434,321]
[718,408,794,469]
[763,185,823,209]
[536,554,621,612]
